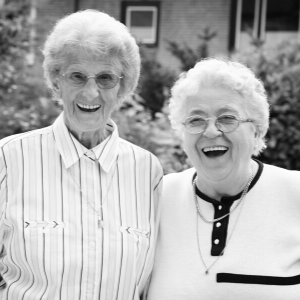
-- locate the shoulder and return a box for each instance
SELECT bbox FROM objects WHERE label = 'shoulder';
[163,168,196,193]
[0,126,53,150]
[164,167,196,184]
[118,138,163,181]
[119,138,161,163]
[262,163,300,192]
[263,163,300,180]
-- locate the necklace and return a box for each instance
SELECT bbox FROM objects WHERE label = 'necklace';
[194,166,255,274]
[193,168,255,223]
[69,156,118,228]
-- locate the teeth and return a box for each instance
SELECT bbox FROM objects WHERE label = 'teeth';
[203,146,228,152]
[77,103,100,110]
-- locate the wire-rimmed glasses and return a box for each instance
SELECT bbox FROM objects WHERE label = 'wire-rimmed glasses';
[183,114,254,134]
[60,71,123,89]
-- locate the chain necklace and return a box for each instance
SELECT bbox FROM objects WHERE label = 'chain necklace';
[193,168,254,223]
[194,166,255,274]
[68,156,118,228]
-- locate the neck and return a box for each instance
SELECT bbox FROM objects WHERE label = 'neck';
[74,130,109,149]
[196,161,257,201]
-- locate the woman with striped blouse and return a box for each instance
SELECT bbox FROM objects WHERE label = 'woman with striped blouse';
[0,10,163,300]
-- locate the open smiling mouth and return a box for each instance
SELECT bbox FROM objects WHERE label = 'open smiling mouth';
[202,146,229,158]
[77,103,101,112]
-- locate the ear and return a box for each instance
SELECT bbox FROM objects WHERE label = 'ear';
[52,77,60,91]
[52,77,62,98]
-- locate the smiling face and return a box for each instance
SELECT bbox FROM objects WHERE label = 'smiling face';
[183,87,257,183]
[54,51,122,145]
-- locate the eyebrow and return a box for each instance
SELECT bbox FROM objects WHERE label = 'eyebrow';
[218,106,240,115]
[189,109,206,116]
[189,106,240,116]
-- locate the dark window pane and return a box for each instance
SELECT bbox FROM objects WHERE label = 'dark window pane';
[131,11,153,27]
[241,0,256,31]
[266,0,299,31]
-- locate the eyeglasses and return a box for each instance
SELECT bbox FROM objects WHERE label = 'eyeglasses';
[183,114,254,134]
[60,71,123,89]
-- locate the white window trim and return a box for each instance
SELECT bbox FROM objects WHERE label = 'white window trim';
[125,6,158,44]
[235,0,300,50]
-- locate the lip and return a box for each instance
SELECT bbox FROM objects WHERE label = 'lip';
[77,103,101,112]
[202,145,229,158]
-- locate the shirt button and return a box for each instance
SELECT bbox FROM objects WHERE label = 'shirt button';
[218,205,222,210]
[216,222,221,228]
[87,283,94,290]
[90,242,95,248]
[214,239,220,245]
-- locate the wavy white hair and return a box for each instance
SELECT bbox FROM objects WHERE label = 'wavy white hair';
[42,9,140,104]
[169,58,270,156]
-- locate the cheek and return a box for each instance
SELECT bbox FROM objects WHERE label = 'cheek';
[183,134,201,157]
[235,136,255,156]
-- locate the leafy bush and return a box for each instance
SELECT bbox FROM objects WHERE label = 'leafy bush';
[113,97,189,174]
[234,41,300,170]
[166,27,217,71]
[138,48,175,116]
[0,0,61,139]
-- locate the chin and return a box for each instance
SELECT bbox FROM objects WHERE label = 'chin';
[199,159,235,181]
[203,168,233,181]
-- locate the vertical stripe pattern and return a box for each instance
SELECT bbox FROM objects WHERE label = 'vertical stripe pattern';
[0,113,163,300]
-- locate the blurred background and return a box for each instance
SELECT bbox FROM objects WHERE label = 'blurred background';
[1,0,300,174]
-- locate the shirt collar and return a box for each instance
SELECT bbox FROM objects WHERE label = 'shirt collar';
[53,112,119,172]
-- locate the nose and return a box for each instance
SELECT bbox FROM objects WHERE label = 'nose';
[202,119,223,138]
[81,77,99,100]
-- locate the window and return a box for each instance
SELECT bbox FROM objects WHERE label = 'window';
[121,1,160,46]
[231,0,300,51]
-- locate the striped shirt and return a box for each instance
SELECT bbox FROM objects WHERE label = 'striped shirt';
[0,112,163,300]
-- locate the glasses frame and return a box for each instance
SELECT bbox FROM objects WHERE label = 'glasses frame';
[183,114,254,134]
[60,71,123,90]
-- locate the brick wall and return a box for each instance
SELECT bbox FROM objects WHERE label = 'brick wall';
[157,0,231,73]
[35,0,232,73]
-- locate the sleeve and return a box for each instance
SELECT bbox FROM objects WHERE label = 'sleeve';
[139,156,163,298]
[0,147,7,223]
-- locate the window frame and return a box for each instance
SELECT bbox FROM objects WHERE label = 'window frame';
[231,0,300,51]
[121,1,160,47]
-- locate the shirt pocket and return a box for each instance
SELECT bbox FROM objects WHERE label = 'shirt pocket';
[120,225,150,260]
[23,220,65,251]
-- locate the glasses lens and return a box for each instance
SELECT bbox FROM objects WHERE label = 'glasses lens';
[185,116,207,133]
[217,115,239,132]
[65,72,87,86]
[96,73,119,89]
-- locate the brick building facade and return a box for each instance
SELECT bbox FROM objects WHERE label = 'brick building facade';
[35,0,232,72]
[25,0,300,73]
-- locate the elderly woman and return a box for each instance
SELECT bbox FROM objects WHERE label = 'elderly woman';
[146,58,300,300]
[0,10,162,300]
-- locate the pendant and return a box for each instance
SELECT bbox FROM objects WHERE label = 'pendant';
[205,270,209,275]
[98,218,104,228]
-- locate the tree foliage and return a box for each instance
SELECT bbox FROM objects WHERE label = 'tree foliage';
[234,41,300,170]
[166,27,217,71]
[0,0,61,139]
[137,48,175,116]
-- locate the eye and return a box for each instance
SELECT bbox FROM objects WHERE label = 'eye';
[186,116,206,127]
[70,72,86,82]
[97,74,113,82]
[218,115,238,124]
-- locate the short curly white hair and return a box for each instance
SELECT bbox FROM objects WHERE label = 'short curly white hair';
[42,9,140,104]
[169,57,270,156]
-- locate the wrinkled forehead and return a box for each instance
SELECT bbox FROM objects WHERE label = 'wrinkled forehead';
[60,49,123,73]
[184,87,249,117]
